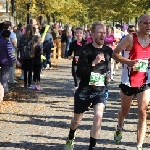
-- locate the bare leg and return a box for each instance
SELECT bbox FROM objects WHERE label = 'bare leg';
[118,91,132,127]
[70,113,84,130]
[137,89,150,147]
[90,103,105,139]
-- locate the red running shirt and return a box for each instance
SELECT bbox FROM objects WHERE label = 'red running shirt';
[129,33,150,87]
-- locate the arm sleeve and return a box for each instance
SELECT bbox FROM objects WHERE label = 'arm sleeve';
[76,48,93,78]
[7,41,17,62]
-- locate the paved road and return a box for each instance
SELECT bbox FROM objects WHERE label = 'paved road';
[0,59,150,150]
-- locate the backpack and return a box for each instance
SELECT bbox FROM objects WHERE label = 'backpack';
[21,35,33,59]
[43,38,54,52]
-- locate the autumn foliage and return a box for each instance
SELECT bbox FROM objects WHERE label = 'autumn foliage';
[15,0,150,25]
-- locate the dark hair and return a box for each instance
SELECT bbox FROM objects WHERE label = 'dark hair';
[3,21,12,29]
[128,25,135,30]
[33,27,36,34]
[24,24,34,38]
[17,23,22,30]
[1,29,11,38]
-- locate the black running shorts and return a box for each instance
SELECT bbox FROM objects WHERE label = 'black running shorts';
[119,83,150,96]
[74,87,107,114]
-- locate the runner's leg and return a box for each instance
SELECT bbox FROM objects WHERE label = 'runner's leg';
[136,89,150,148]
[90,103,105,138]
[118,90,132,127]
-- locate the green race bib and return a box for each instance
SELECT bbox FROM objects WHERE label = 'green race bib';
[89,72,105,86]
[133,59,148,72]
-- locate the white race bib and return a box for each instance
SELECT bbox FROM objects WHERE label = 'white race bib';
[89,72,106,86]
[133,59,148,72]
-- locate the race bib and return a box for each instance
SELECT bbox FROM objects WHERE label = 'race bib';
[89,72,105,86]
[133,59,148,72]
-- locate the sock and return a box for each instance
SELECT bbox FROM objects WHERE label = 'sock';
[117,125,123,131]
[137,145,142,148]
[88,137,96,149]
[68,128,76,140]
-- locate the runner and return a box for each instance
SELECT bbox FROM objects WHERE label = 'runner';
[113,14,150,150]
[65,21,112,150]
[68,27,87,92]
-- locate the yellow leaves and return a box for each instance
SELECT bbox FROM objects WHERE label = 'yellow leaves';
[16,0,150,25]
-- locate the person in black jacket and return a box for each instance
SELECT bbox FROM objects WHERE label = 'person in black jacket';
[61,29,68,58]
[65,22,112,150]
[68,27,87,92]
[19,24,34,88]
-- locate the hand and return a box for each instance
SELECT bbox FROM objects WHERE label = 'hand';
[127,60,139,68]
[92,53,105,66]
[68,56,73,60]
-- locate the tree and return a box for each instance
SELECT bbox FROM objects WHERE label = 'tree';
[16,0,150,26]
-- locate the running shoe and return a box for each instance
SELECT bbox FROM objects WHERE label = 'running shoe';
[65,138,74,150]
[35,85,43,91]
[28,85,32,89]
[114,129,122,144]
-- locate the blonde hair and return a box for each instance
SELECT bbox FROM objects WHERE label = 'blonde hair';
[91,21,105,33]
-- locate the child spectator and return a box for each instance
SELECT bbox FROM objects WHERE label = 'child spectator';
[31,36,43,91]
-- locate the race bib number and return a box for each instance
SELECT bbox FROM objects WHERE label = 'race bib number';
[133,59,148,72]
[89,72,105,86]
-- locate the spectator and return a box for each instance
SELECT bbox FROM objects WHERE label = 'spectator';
[51,23,61,59]
[85,30,93,44]
[61,29,68,58]
[19,24,34,88]
[65,26,72,58]
[9,25,18,83]
[0,30,19,93]
[43,27,54,69]
[31,36,43,91]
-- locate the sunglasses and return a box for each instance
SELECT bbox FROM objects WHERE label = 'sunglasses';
[128,30,135,32]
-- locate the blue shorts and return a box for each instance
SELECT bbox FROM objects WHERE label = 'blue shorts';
[74,87,107,114]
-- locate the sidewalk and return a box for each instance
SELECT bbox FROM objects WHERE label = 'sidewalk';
[0,59,149,150]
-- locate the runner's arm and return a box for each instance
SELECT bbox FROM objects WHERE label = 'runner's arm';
[112,34,132,64]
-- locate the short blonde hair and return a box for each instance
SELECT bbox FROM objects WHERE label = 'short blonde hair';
[91,21,105,33]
